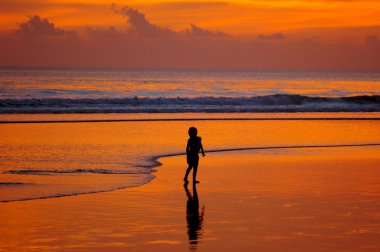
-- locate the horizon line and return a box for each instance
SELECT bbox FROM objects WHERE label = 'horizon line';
[1,65,380,73]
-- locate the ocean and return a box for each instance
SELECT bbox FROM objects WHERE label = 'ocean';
[1,67,380,114]
[1,67,380,202]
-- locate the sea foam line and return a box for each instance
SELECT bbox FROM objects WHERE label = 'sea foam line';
[0,182,154,203]
[1,94,379,113]
[4,168,151,175]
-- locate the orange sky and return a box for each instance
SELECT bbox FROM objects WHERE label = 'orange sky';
[2,0,380,34]
[0,0,379,70]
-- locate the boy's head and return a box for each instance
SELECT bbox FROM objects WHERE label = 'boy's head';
[188,127,198,138]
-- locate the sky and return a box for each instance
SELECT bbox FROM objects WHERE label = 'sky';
[0,0,379,70]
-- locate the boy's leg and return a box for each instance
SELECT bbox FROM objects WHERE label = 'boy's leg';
[184,165,192,181]
[192,164,199,183]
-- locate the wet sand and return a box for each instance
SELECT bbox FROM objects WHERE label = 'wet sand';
[1,145,380,251]
[2,118,379,203]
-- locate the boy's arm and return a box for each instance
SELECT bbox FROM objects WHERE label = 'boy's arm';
[200,141,205,157]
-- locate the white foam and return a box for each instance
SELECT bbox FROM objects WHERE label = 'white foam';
[1,94,379,113]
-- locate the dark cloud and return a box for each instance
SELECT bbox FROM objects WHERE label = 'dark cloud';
[1,6,379,71]
[112,4,175,38]
[111,3,228,39]
[257,33,286,40]
[16,15,66,36]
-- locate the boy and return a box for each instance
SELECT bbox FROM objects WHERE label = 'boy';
[184,127,205,184]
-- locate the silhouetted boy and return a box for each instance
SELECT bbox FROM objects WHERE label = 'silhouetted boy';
[184,127,205,184]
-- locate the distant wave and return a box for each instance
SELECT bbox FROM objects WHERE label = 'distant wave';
[1,94,379,113]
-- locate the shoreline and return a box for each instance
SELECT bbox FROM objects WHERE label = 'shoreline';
[2,112,380,124]
[2,117,380,205]
[1,142,380,204]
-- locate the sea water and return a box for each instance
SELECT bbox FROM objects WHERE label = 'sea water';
[1,67,380,202]
[1,67,380,113]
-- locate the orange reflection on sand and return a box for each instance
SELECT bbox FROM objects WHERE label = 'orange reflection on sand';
[1,145,380,251]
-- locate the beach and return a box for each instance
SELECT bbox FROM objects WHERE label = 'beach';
[2,2,380,250]
[1,117,380,251]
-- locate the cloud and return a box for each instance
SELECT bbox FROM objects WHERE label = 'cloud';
[111,3,229,39]
[0,6,379,71]
[16,15,66,36]
[257,33,286,40]
[112,4,175,38]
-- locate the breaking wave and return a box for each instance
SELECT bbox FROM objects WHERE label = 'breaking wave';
[1,94,379,113]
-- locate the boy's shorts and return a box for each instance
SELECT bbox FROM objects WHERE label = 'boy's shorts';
[187,155,199,166]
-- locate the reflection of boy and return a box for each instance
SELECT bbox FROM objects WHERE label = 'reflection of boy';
[184,127,205,184]
[184,184,205,244]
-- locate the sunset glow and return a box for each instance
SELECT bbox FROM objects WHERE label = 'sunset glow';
[1,0,380,70]
[1,1,380,251]
[2,0,380,34]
